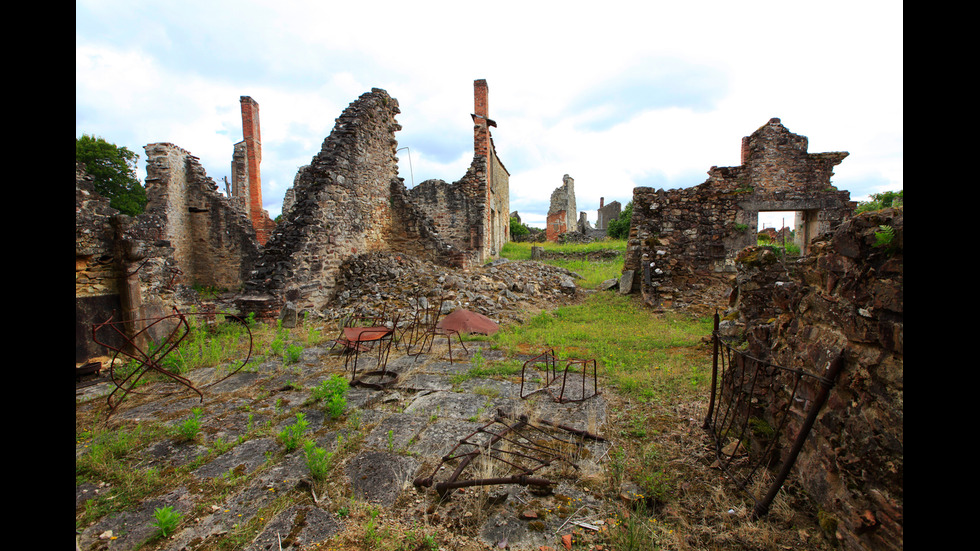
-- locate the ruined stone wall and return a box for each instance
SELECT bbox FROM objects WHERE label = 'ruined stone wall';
[408,178,475,248]
[76,161,181,361]
[144,143,261,291]
[546,174,576,242]
[241,88,470,317]
[624,119,853,304]
[730,208,903,551]
[486,147,510,255]
[596,199,621,230]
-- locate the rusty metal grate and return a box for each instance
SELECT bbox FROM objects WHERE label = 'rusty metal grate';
[414,410,605,498]
[703,313,843,519]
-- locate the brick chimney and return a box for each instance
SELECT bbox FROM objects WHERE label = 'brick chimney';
[600,197,605,208]
[240,96,264,231]
[473,79,490,158]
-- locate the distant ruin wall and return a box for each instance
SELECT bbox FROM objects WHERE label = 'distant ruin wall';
[625,119,853,305]
[731,208,903,551]
[409,178,476,250]
[546,174,576,242]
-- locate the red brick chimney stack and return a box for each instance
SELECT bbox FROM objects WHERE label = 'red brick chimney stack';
[240,96,264,232]
[473,80,490,158]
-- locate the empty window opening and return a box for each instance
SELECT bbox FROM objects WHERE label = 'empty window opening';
[757,210,805,254]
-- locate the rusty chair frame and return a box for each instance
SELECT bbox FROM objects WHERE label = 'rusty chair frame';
[331,306,400,388]
[410,298,468,364]
[91,308,253,418]
[520,349,600,403]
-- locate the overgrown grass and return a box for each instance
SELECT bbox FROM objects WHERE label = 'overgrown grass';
[501,239,627,289]
[491,292,713,402]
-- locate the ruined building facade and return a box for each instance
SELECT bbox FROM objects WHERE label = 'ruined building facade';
[407,79,510,260]
[239,86,496,318]
[546,174,576,242]
[623,118,854,301]
[75,144,262,361]
[77,83,513,355]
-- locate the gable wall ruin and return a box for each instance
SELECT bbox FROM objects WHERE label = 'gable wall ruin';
[623,118,854,302]
[239,88,474,318]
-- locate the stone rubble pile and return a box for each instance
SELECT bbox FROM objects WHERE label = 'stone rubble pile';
[323,251,583,326]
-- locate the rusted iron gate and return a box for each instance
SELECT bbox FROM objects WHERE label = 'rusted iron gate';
[703,313,843,519]
[92,308,253,418]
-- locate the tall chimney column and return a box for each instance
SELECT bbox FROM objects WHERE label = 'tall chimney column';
[240,96,263,227]
[473,79,489,158]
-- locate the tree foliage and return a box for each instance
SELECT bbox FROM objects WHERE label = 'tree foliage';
[76,134,147,216]
[855,190,903,214]
[510,216,530,241]
[606,201,633,240]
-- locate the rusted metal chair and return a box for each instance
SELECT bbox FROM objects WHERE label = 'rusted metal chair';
[520,349,600,403]
[331,306,398,387]
[410,299,468,363]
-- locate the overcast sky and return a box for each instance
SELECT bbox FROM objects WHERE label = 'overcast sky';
[76,0,902,230]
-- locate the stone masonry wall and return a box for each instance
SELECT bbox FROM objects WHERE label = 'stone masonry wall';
[624,119,853,306]
[730,208,903,551]
[144,143,261,291]
[240,88,470,318]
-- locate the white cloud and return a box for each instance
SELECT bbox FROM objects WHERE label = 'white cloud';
[76,1,902,219]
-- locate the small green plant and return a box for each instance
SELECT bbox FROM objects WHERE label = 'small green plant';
[386,429,395,452]
[277,412,309,452]
[311,375,349,419]
[175,407,204,441]
[874,224,895,249]
[284,343,303,364]
[303,440,335,481]
[151,505,182,539]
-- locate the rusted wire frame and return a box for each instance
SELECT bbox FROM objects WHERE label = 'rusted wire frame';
[92,309,253,416]
[414,412,599,498]
[519,349,558,399]
[703,312,842,519]
[411,298,468,363]
[520,350,600,403]
[556,358,600,403]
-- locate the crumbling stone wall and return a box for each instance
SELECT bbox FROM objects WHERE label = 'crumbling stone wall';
[76,161,181,361]
[240,88,470,318]
[624,119,853,304]
[144,143,261,291]
[729,208,903,551]
[546,174,576,242]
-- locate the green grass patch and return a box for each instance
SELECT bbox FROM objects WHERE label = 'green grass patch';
[491,293,712,402]
[501,239,627,289]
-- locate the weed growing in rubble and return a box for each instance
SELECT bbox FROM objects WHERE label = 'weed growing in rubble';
[277,412,309,452]
[151,505,182,539]
[176,407,204,441]
[303,440,335,481]
[311,375,349,419]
